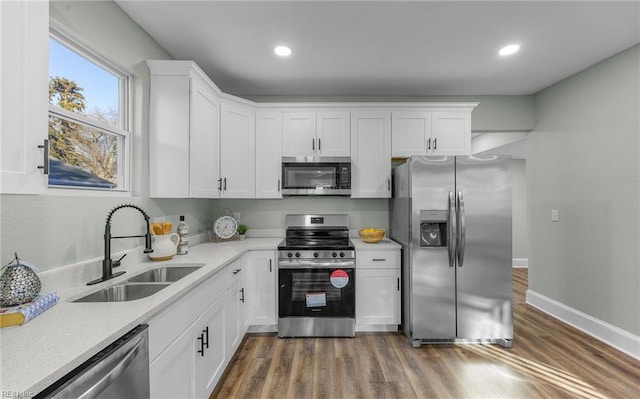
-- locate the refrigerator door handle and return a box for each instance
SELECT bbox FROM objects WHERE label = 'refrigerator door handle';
[447,191,456,267]
[457,190,466,267]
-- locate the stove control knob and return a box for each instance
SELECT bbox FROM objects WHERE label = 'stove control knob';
[340,252,345,258]
[332,252,338,258]
[287,252,293,258]
[295,252,300,258]
[314,252,319,258]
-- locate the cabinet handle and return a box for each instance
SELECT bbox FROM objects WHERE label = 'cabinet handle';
[233,268,242,275]
[197,333,205,357]
[223,177,227,191]
[240,287,245,303]
[433,138,437,150]
[203,326,209,349]
[388,179,391,191]
[37,139,49,175]
[277,179,281,192]
[312,138,315,151]
[269,259,272,273]
[218,178,222,191]
[427,138,431,151]
[318,138,321,152]
[372,258,386,262]
[397,277,400,291]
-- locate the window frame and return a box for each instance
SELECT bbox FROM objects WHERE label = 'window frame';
[48,27,132,194]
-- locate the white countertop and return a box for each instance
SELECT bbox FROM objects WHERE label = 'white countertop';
[0,238,280,396]
[0,236,400,395]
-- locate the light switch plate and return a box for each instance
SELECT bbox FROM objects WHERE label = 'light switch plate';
[551,209,559,222]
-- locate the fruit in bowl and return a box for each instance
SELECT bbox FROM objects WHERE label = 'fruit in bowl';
[359,228,385,243]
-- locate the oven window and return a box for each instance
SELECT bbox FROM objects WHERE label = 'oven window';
[279,268,355,318]
[283,165,337,189]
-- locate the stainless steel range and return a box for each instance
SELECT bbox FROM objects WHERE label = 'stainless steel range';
[278,214,355,337]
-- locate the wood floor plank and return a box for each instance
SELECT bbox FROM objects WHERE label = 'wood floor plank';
[211,269,640,399]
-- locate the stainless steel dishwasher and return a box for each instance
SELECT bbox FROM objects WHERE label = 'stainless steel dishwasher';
[35,324,149,399]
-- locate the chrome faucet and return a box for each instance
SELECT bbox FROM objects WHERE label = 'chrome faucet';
[87,204,154,285]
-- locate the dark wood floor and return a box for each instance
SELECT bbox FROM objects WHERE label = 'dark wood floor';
[211,269,640,398]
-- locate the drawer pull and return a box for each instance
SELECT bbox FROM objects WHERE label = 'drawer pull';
[372,258,386,262]
[233,268,242,275]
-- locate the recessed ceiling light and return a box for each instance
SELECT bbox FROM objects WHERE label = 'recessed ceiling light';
[499,44,520,56]
[274,45,292,57]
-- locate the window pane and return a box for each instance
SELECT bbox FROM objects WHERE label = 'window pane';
[49,38,120,129]
[48,115,119,189]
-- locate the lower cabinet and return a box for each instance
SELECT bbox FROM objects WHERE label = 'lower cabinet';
[148,256,248,399]
[244,250,277,329]
[356,249,401,330]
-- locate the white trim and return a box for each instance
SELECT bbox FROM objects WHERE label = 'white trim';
[512,258,528,268]
[526,289,640,360]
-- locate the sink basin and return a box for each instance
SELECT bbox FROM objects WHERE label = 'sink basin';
[72,283,170,303]
[126,264,204,283]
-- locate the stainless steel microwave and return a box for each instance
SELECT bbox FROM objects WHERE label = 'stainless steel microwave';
[281,157,351,196]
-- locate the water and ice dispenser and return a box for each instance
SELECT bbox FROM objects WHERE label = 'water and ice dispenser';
[420,210,448,247]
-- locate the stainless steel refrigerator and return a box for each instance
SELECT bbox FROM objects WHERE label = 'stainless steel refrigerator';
[390,155,513,348]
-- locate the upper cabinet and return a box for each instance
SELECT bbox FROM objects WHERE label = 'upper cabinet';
[282,111,350,157]
[1,0,49,194]
[148,61,220,198]
[351,111,392,198]
[220,101,255,198]
[255,111,283,198]
[392,109,472,157]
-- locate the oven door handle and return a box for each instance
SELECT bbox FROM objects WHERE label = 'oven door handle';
[278,260,355,269]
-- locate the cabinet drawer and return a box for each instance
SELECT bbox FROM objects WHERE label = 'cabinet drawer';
[149,268,229,362]
[357,250,400,269]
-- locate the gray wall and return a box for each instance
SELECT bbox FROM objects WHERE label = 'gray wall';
[0,0,216,272]
[527,45,639,335]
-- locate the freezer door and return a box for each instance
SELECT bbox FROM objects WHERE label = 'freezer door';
[409,156,456,340]
[455,156,513,340]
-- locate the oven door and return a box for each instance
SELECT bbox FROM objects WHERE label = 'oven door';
[278,263,355,318]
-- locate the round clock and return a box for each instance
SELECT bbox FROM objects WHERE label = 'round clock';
[213,216,238,240]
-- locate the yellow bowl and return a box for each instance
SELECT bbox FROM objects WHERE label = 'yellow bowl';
[359,228,385,243]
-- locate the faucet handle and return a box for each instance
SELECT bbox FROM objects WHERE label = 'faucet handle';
[113,253,127,268]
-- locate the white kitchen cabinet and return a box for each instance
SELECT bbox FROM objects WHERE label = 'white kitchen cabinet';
[392,110,471,157]
[245,251,277,329]
[149,322,197,399]
[194,297,227,399]
[255,111,283,198]
[282,111,350,157]
[190,77,221,198]
[225,258,248,354]
[1,0,49,194]
[356,249,401,330]
[220,101,255,198]
[148,61,221,198]
[350,111,392,198]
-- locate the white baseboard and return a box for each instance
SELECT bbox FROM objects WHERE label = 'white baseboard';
[526,289,640,360]
[512,258,528,268]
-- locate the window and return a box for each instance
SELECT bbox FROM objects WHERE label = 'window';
[48,31,130,190]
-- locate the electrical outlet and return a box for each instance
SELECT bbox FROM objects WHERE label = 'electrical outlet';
[551,209,559,222]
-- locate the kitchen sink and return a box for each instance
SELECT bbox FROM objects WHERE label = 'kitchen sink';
[72,283,170,303]
[126,264,204,283]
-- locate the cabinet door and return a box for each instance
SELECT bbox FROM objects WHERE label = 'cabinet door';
[431,111,471,155]
[220,101,255,198]
[356,268,401,326]
[195,297,227,399]
[150,326,197,399]
[189,77,220,198]
[246,251,276,326]
[391,111,431,157]
[282,112,316,157]
[1,1,50,194]
[225,277,246,354]
[255,111,283,198]
[316,111,350,156]
[350,111,392,198]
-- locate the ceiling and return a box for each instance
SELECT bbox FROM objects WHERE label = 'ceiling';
[116,1,639,98]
